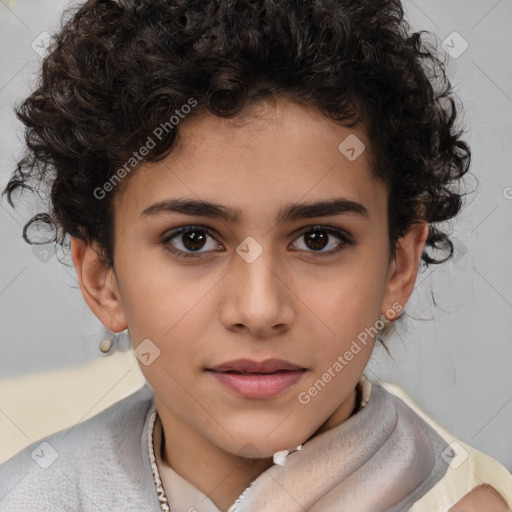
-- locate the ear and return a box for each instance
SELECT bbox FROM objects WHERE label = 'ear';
[71,236,127,333]
[380,222,429,318]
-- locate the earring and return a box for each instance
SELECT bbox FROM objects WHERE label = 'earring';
[98,333,119,355]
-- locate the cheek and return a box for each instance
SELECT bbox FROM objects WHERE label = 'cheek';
[311,268,385,329]
[117,254,217,340]
[301,277,386,374]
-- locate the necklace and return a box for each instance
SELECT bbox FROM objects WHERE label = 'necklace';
[147,377,370,511]
[147,409,254,512]
[147,410,170,511]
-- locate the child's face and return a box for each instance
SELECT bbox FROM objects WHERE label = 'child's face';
[75,98,425,457]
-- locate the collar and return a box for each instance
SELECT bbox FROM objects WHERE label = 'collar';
[146,375,449,512]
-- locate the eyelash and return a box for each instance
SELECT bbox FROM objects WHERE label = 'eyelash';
[160,224,354,260]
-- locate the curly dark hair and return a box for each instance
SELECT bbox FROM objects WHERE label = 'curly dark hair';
[2,0,471,344]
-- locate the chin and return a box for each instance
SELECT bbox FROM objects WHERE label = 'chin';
[219,429,310,460]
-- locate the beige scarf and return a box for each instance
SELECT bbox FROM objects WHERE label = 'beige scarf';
[151,376,450,512]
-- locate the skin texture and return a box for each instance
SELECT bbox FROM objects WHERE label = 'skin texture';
[71,98,430,510]
[448,484,510,511]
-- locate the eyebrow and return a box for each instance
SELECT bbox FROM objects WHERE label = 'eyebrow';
[141,197,369,223]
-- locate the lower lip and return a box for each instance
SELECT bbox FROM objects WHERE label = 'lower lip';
[207,370,306,399]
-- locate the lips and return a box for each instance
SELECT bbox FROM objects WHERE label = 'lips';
[206,358,307,399]
[207,358,305,374]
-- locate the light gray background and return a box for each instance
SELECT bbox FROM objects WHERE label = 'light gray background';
[1,0,511,470]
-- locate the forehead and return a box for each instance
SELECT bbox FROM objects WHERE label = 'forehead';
[112,99,387,225]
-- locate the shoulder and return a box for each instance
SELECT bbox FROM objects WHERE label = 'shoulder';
[448,484,511,512]
[379,381,512,511]
[0,383,156,511]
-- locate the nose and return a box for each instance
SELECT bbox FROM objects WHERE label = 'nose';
[219,245,295,337]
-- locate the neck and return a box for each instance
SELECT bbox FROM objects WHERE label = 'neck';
[154,385,359,511]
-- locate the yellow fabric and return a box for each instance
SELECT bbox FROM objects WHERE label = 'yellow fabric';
[0,350,146,464]
[382,382,512,511]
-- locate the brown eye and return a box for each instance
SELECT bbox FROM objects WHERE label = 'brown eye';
[291,226,353,256]
[161,226,223,258]
[303,230,329,250]
[180,230,208,251]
